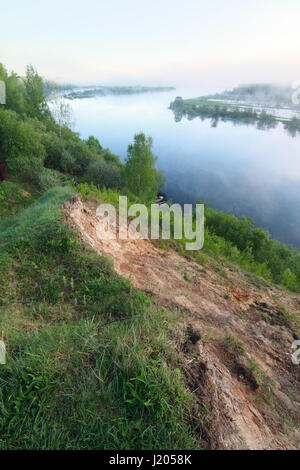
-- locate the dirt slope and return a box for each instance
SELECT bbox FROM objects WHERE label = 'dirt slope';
[64,195,300,450]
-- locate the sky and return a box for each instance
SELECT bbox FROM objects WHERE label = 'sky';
[1,0,300,90]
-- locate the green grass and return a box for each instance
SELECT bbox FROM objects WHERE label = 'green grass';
[0,186,199,450]
[223,335,246,356]
[0,180,39,221]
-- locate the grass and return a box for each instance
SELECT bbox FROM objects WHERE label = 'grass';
[223,335,246,356]
[0,180,39,221]
[247,359,274,401]
[0,186,199,450]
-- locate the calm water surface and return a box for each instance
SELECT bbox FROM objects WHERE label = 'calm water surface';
[69,89,300,247]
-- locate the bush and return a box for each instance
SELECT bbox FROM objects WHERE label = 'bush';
[204,204,300,290]
[85,135,102,153]
[37,169,62,191]
[86,159,122,189]
[64,138,96,176]
[101,149,123,168]
[0,109,45,182]
[42,132,66,170]
[0,181,30,218]
[281,268,298,291]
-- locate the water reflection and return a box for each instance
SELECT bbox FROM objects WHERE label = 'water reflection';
[70,89,300,247]
[171,109,300,137]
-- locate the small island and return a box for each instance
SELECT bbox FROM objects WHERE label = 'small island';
[64,85,175,100]
[170,84,300,136]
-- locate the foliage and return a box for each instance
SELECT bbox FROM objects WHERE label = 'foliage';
[37,169,63,191]
[203,205,300,289]
[85,135,103,153]
[86,159,122,189]
[0,108,45,182]
[123,133,161,204]
[0,181,34,219]
[75,182,140,206]
[64,138,98,176]
[24,65,51,120]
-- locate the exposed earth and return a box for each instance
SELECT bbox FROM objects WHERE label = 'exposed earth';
[64,195,300,450]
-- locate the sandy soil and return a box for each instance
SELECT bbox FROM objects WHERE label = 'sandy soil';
[64,195,300,450]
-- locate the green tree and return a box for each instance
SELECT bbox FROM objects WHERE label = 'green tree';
[0,63,7,83]
[123,133,163,203]
[0,63,26,114]
[24,65,50,119]
[0,108,45,181]
[6,72,26,115]
[86,135,103,154]
[64,137,97,176]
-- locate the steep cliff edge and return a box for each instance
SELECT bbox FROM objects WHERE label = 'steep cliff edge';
[64,195,300,450]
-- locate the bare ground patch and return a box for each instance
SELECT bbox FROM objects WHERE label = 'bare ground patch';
[64,195,300,449]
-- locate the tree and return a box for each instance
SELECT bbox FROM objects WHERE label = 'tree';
[50,94,74,136]
[123,133,163,203]
[24,65,50,119]
[0,63,26,114]
[86,136,103,154]
[6,72,26,115]
[0,108,45,181]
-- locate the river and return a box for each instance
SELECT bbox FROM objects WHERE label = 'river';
[69,88,300,247]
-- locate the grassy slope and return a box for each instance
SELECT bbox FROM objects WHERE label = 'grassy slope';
[0,187,199,450]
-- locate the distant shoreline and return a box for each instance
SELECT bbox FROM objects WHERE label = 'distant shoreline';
[170,91,300,137]
[63,86,175,100]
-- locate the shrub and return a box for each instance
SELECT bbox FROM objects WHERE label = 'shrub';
[85,135,102,153]
[86,159,122,189]
[64,138,95,176]
[101,149,123,168]
[0,181,29,218]
[37,169,62,191]
[0,109,45,182]
[42,132,66,170]
[281,268,298,291]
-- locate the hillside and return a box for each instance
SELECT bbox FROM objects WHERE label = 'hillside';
[65,194,300,449]
[0,62,299,450]
[0,187,299,449]
[0,188,300,449]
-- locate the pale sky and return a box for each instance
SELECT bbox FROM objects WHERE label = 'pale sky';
[1,0,300,89]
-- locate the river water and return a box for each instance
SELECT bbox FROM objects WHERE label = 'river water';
[69,88,300,247]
